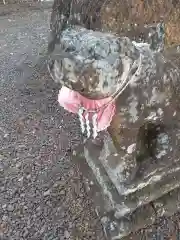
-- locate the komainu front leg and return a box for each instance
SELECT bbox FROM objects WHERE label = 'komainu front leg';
[107,114,139,184]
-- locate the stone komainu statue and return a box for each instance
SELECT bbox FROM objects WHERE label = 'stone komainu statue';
[48,0,180,238]
[48,0,180,175]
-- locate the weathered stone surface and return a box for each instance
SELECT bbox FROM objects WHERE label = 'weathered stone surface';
[154,188,180,218]
[76,135,180,239]
[48,0,180,238]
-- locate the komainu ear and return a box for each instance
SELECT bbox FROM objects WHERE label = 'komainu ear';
[117,21,165,52]
[146,22,165,52]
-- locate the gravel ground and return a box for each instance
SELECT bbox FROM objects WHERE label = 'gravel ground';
[0,5,104,240]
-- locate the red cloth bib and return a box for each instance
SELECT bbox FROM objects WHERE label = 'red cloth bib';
[58,86,116,132]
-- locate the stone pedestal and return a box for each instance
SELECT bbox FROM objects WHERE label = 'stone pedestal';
[73,130,180,239]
